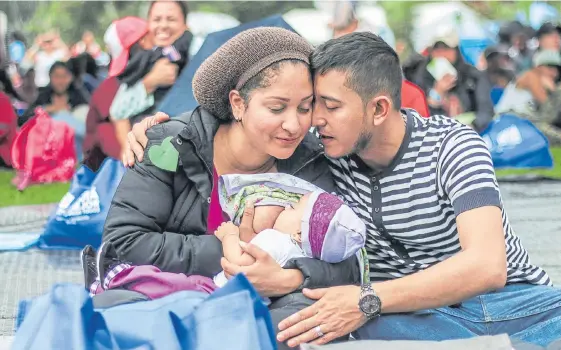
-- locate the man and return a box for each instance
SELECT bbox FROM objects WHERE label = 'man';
[123,33,561,348]
[412,26,495,132]
[536,22,561,53]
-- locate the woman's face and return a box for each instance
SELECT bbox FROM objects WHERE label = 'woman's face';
[50,66,72,94]
[148,1,187,47]
[235,62,313,160]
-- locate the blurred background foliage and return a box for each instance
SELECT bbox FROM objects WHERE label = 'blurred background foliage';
[1,1,561,44]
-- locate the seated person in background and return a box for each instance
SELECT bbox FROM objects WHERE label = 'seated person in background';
[20,61,89,125]
[109,0,193,122]
[496,50,561,116]
[68,52,100,94]
[212,173,366,289]
[495,50,561,145]
[20,61,90,160]
[413,26,495,132]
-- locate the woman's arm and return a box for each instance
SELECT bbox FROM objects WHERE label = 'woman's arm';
[103,122,223,276]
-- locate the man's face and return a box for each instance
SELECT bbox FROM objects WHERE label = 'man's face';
[539,32,561,52]
[312,70,371,159]
[432,46,458,65]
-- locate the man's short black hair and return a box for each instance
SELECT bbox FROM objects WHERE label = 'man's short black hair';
[311,32,402,110]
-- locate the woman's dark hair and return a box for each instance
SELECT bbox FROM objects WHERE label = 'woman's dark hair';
[68,53,99,79]
[148,1,188,22]
[49,61,72,76]
[10,31,27,46]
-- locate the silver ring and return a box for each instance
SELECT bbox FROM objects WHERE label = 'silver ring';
[314,325,324,338]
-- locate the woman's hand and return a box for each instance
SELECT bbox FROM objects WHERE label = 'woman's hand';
[143,58,178,93]
[221,242,303,297]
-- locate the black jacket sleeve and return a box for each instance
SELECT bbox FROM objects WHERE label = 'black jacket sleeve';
[283,255,361,289]
[103,124,223,277]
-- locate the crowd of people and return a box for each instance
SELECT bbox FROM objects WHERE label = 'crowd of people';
[0,0,191,172]
[1,0,561,349]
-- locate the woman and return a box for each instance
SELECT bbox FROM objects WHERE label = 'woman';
[84,27,359,349]
[20,30,69,89]
[109,0,192,122]
[83,16,153,171]
[20,61,90,160]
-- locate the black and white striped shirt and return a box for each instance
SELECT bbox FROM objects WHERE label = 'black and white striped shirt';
[328,109,551,286]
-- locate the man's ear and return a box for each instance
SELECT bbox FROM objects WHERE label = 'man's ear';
[367,95,392,127]
[229,90,245,121]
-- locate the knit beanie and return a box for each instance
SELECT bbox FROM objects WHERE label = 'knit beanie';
[301,191,366,263]
[192,27,313,120]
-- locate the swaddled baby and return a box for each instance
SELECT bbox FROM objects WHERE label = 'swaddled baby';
[213,173,366,288]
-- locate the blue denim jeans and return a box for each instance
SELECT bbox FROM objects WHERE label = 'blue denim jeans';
[355,284,561,347]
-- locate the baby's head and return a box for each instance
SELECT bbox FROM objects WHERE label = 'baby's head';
[274,191,366,263]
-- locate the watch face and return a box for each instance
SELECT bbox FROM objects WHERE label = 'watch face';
[359,294,381,316]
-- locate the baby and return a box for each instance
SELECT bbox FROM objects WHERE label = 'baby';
[213,173,367,288]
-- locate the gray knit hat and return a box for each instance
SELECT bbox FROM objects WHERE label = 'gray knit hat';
[192,27,313,120]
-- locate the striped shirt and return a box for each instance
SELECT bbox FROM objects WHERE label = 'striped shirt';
[328,109,551,286]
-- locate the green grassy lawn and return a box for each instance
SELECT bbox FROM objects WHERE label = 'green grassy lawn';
[0,170,70,208]
[0,147,559,208]
[495,147,561,180]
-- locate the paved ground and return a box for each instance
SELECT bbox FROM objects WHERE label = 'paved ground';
[500,182,561,283]
[0,182,559,338]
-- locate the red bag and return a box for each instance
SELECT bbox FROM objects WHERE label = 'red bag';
[0,92,17,166]
[11,107,77,191]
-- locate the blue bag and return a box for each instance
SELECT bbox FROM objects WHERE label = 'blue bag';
[39,158,126,249]
[480,113,553,169]
[13,274,276,350]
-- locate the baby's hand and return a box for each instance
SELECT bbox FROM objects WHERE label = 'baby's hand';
[214,222,239,241]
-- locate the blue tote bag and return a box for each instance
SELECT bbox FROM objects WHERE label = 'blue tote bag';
[13,274,276,350]
[480,114,553,169]
[39,158,126,249]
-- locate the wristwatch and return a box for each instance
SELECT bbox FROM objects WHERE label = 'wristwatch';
[358,284,382,320]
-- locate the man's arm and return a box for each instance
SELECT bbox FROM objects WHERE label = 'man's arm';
[375,127,506,313]
[376,206,506,313]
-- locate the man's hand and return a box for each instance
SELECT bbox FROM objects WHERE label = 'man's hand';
[214,222,239,242]
[123,112,170,167]
[277,286,365,347]
[434,74,457,95]
[221,242,302,297]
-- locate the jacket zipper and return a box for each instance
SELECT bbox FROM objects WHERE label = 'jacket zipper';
[291,150,324,175]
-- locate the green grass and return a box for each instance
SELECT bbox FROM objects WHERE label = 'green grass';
[495,147,561,180]
[0,147,559,208]
[0,171,70,208]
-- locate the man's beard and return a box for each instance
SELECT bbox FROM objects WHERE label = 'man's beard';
[351,115,373,155]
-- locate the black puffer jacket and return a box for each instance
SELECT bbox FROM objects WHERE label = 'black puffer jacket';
[103,107,360,288]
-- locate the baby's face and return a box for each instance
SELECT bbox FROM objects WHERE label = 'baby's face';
[272,193,311,235]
